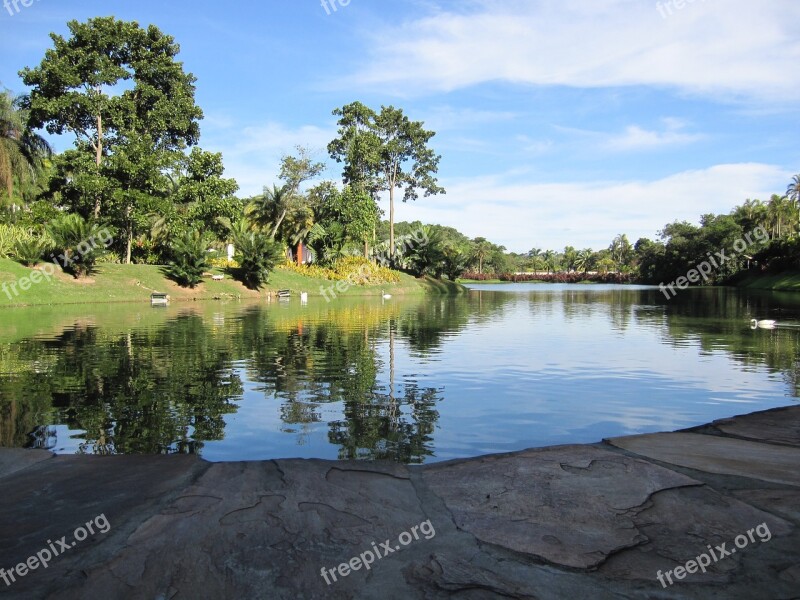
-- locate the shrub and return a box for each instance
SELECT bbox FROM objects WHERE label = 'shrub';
[47,214,112,278]
[0,224,31,258]
[284,256,401,285]
[167,229,214,288]
[96,251,121,264]
[231,230,284,289]
[12,236,50,266]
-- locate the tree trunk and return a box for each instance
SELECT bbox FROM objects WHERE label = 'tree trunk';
[125,203,132,264]
[389,187,395,262]
[93,113,103,219]
[271,208,287,239]
[296,242,303,266]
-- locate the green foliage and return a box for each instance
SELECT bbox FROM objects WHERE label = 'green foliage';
[47,213,111,277]
[0,90,52,203]
[96,251,121,264]
[245,184,292,238]
[12,236,50,266]
[441,242,472,281]
[176,148,241,240]
[404,225,444,277]
[231,228,284,289]
[307,183,380,264]
[0,224,31,257]
[166,229,213,288]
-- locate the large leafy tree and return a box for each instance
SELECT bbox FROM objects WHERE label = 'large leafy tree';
[20,17,203,222]
[303,183,380,264]
[328,102,445,263]
[176,148,241,240]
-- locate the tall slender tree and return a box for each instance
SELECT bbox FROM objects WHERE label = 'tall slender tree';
[328,102,444,263]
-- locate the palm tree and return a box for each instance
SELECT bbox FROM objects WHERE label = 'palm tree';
[542,250,556,274]
[0,90,52,203]
[245,184,293,239]
[471,237,493,274]
[527,247,542,272]
[787,175,800,231]
[609,234,632,273]
[563,246,577,272]
[767,194,793,239]
[284,204,315,265]
[575,249,593,273]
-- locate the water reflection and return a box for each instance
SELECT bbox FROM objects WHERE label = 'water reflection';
[0,285,798,463]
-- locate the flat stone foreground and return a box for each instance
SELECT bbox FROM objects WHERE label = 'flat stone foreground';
[0,407,798,599]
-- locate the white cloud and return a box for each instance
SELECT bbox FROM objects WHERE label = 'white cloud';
[347,0,800,103]
[377,163,790,252]
[605,120,704,151]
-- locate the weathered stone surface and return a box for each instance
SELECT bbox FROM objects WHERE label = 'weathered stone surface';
[708,405,800,447]
[0,407,799,599]
[421,445,698,569]
[0,453,206,599]
[599,484,794,582]
[731,488,800,524]
[607,432,800,486]
[0,448,51,479]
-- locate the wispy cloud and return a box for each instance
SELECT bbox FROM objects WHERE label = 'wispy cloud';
[346,0,800,104]
[605,119,704,151]
[377,163,789,252]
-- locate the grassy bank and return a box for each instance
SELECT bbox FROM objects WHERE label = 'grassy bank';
[733,270,800,292]
[0,258,465,307]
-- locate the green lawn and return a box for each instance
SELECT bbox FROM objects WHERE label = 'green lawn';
[0,259,464,307]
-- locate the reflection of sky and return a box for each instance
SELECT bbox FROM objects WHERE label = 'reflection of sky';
[376,290,793,462]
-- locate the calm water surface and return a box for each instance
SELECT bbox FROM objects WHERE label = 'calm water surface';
[1,284,798,463]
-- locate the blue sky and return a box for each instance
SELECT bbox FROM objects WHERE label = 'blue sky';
[1,0,798,252]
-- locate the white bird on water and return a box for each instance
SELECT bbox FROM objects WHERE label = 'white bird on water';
[300,292,308,303]
[382,290,392,299]
[751,319,776,329]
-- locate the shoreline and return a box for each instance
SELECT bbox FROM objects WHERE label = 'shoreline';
[0,258,465,308]
[1,404,798,598]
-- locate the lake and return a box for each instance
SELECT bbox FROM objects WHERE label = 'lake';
[1,284,798,463]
